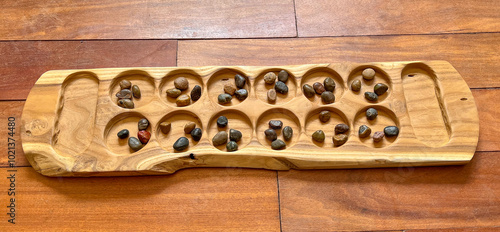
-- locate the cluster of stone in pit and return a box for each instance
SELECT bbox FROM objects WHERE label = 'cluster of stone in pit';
[352,68,389,101]
[116,80,141,109]
[264,120,293,150]
[264,70,290,103]
[117,118,151,151]
[217,74,248,104]
[302,76,336,104]
[358,107,399,143]
[166,77,202,107]
[211,116,243,151]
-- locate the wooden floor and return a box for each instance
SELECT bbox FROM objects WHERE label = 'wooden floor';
[1,1,499,231]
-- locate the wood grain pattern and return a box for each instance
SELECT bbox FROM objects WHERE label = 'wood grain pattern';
[407,227,500,232]
[0,101,27,167]
[278,152,500,231]
[473,89,500,152]
[178,33,500,88]
[1,0,296,40]
[0,40,176,100]
[21,62,478,176]
[295,0,500,37]
[3,88,499,167]
[0,167,280,231]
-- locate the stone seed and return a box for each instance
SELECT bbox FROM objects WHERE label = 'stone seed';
[324,77,336,92]
[229,129,242,142]
[302,84,316,98]
[226,141,238,152]
[283,126,293,141]
[166,88,182,98]
[313,82,326,95]
[184,122,196,134]
[132,85,141,99]
[118,98,134,109]
[119,80,131,89]
[351,79,361,92]
[321,91,335,104]
[117,129,129,139]
[358,125,371,138]
[173,137,189,151]
[374,83,388,96]
[191,85,202,101]
[373,131,384,142]
[212,131,228,146]
[269,120,283,130]
[159,122,171,134]
[116,89,132,99]
[278,70,289,82]
[174,77,189,90]
[176,94,191,107]
[264,128,278,141]
[362,68,376,80]
[312,130,325,142]
[267,89,277,102]
[274,81,288,94]
[191,128,202,141]
[235,74,246,89]
[366,108,378,120]
[319,111,331,123]
[128,137,142,151]
[224,83,236,95]
[137,130,151,144]
[264,72,277,85]
[271,139,286,150]
[364,92,378,101]
[218,93,232,104]
[384,126,399,137]
[217,116,228,128]
[335,124,349,134]
[138,118,149,130]
[234,89,248,101]
[333,134,348,146]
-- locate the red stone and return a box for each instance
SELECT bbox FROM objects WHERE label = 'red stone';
[137,130,151,144]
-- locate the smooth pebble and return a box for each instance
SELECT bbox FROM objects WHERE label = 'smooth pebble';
[362,68,376,80]
[235,74,246,89]
[312,130,325,142]
[176,94,191,107]
[229,129,242,142]
[226,141,238,152]
[351,80,361,92]
[138,118,149,130]
[271,139,286,150]
[116,89,132,99]
[269,120,283,129]
[128,137,142,151]
[374,83,388,96]
[303,84,315,98]
[321,91,335,104]
[166,88,182,98]
[364,92,378,101]
[191,85,202,101]
[212,131,228,146]
[159,122,171,134]
[184,122,196,134]
[366,108,378,120]
[333,134,348,146]
[324,77,336,92]
[234,89,248,101]
[137,130,151,144]
[358,125,371,138]
[335,124,349,134]
[117,129,129,139]
[119,80,131,89]
[217,116,228,128]
[278,70,289,82]
[264,129,277,141]
[313,82,326,95]
[283,126,293,141]
[274,81,288,94]
[191,128,202,141]
[319,111,331,123]
[267,89,277,102]
[373,131,384,142]
[218,93,232,104]
[132,85,141,99]
[174,77,189,90]
[384,126,399,137]
[173,137,189,151]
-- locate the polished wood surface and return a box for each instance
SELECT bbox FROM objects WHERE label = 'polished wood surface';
[0,0,498,231]
[295,0,500,37]
[21,62,478,176]
[1,0,296,40]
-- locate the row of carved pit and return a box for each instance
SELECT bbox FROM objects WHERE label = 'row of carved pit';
[104,106,400,155]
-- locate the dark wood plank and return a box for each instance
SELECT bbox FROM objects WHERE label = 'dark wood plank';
[178,33,500,88]
[0,167,280,231]
[278,152,500,231]
[1,0,296,40]
[473,89,500,152]
[0,101,26,167]
[295,0,500,37]
[407,227,500,232]
[0,40,176,100]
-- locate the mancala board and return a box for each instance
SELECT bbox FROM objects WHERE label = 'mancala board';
[21,61,479,177]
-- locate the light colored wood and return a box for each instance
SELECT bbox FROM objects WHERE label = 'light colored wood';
[21,61,479,176]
